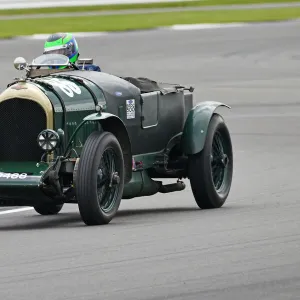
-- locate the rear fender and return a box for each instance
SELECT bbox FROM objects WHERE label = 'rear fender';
[181,101,231,155]
[66,112,133,183]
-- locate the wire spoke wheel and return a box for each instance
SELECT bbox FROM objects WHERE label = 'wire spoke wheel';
[188,114,233,209]
[97,148,121,213]
[76,131,125,226]
[211,131,230,193]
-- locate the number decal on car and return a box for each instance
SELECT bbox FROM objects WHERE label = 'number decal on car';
[46,78,82,97]
[0,172,28,179]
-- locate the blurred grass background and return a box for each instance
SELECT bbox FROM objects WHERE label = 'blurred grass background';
[0,0,299,15]
[0,1,299,38]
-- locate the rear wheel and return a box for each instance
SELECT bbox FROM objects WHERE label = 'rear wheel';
[188,113,233,209]
[75,131,125,226]
[33,203,64,215]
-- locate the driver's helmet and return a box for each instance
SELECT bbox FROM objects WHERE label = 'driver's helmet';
[43,33,79,67]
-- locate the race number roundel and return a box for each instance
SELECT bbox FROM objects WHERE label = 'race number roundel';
[47,78,82,97]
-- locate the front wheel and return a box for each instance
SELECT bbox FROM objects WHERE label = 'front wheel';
[75,131,125,226]
[188,113,233,209]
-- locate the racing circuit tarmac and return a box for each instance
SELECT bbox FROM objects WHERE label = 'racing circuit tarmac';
[0,20,300,299]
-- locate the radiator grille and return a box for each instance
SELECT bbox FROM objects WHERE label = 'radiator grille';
[0,98,47,162]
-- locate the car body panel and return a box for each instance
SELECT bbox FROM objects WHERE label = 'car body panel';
[0,173,48,206]
[181,101,231,155]
[0,55,231,207]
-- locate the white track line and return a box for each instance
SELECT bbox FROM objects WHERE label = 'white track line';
[170,23,247,30]
[18,23,248,40]
[27,32,109,40]
[0,207,33,215]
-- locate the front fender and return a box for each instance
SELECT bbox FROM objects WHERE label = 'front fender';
[65,112,117,154]
[67,112,133,183]
[83,112,115,122]
[181,101,231,155]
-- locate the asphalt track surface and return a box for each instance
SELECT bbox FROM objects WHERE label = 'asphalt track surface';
[1,20,300,299]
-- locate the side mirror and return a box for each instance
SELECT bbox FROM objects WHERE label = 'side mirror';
[14,57,27,70]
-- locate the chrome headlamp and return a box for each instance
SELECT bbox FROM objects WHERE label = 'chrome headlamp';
[37,129,60,152]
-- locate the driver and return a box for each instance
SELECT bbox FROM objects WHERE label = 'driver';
[43,33,101,71]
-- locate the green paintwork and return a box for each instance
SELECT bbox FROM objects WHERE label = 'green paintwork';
[83,112,114,121]
[122,170,160,199]
[181,101,231,155]
[31,75,107,157]
[65,119,98,156]
[122,172,143,199]
[63,112,120,155]
[0,161,49,175]
[0,175,41,187]
[0,162,50,204]
[32,75,105,120]
[121,151,167,199]
[0,65,232,207]
[0,174,51,206]
[132,151,162,170]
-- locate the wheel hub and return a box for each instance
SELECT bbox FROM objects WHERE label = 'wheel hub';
[220,154,229,167]
[110,172,120,187]
[211,154,229,168]
[97,169,104,179]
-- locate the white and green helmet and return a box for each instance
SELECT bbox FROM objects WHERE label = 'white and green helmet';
[43,32,79,64]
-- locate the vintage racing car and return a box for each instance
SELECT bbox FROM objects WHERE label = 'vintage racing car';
[0,54,233,226]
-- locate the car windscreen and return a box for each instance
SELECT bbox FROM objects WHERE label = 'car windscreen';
[31,54,69,66]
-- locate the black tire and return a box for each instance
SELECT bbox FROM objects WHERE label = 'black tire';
[33,203,64,215]
[188,113,233,209]
[76,131,125,226]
